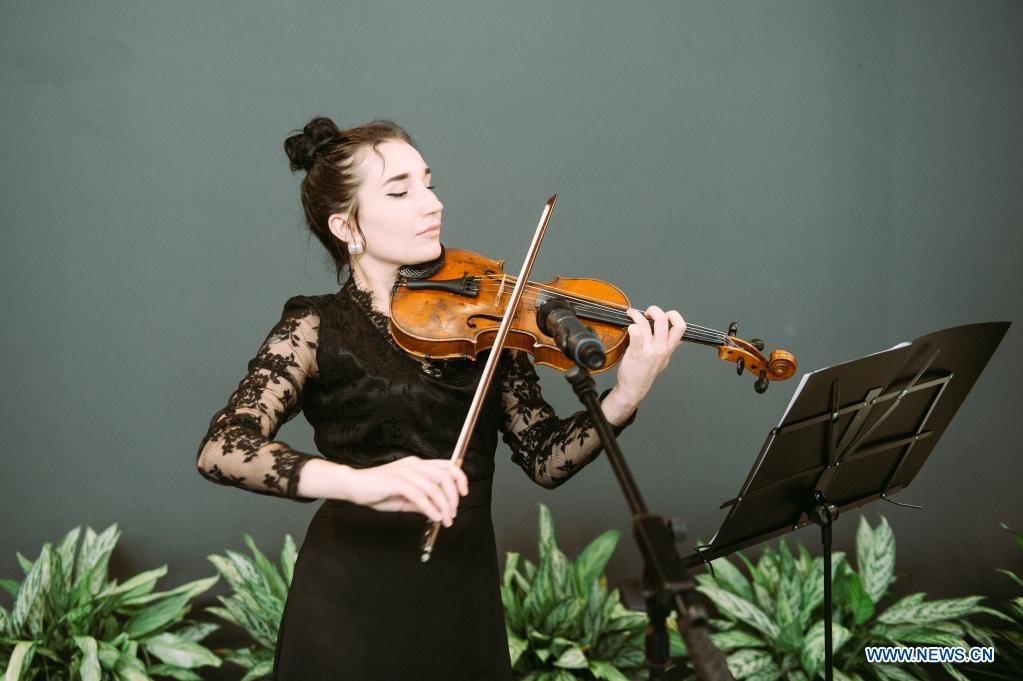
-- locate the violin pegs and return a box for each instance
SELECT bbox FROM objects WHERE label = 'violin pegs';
[754,370,769,394]
[750,338,765,351]
[728,321,739,337]
[736,358,745,376]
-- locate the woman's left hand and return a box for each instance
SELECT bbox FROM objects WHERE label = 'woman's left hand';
[602,305,686,424]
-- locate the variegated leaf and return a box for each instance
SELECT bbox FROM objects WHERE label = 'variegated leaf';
[74,635,102,681]
[858,516,895,604]
[698,585,780,640]
[725,648,777,678]
[538,503,557,563]
[4,641,37,681]
[56,526,81,591]
[710,628,768,651]
[869,663,922,681]
[877,596,984,625]
[143,631,221,668]
[588,659,631,681]
[709,556,755,603]
[280,534,297,586]
[800,619,851,677]
[11,543,51,636]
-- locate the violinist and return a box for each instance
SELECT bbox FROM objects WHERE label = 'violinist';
[195,116,686,681]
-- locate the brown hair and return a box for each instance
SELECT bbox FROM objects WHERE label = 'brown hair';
[283,117,415,282]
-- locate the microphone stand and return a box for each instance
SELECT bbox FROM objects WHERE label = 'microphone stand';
[563,363,734,681]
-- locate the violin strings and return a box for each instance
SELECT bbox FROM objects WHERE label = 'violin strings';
[469,275,738,346]
[464,275,738,348]
[471,283,735,346]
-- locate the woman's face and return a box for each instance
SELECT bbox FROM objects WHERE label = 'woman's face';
[348,140,443,267]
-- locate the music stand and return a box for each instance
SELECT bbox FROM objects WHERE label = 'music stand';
[682,321,1010,681]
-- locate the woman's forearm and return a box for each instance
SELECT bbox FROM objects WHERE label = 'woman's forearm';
[296,458,357,501]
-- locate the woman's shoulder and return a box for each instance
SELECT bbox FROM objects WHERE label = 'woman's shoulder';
[280,288,344,319]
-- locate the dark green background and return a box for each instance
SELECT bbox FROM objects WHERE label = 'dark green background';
[2,0,1020,668]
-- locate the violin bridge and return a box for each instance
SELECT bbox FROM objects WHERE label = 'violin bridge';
[494,275,507,305]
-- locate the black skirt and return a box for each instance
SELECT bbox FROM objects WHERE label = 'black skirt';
[272,477,513,680]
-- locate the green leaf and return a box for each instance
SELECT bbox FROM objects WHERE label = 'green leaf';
[16,551,33,575]
[96,565,168,603]
[725,648,777,678]
[143,631,221,668]
[504,552,521,587]
[753,582,775,616]
[508,631,528,667]
[858,515,896,604]
[47,550,70,614]
[884,626,966,647]
[552,645,588,669]
[112,652,149,681]
[146,665,203,680]
[74,636,103,681]
[573,530,619,593]
[242,533,289,602]
[869,664,920,681]
[588,659,631,681]
[996,567,1023,590]
[549,547,573,601]
[538,504,557,563]
[738,552,765,589]
[709,556,755,603]
[877,595,985,625]
[543,596,584,639]
[775,570,802,628]
[800,619,851,677]
[173,621,220,642]
[1000,522,1023,551]
[4,641,36,681]
[698,585,780,640]
[56,526,82,591]
[758,550,780,590]
[0,578,19,598]
[280,534,297,586]
[11,543,51,636]
[122,575,218,608]
[239,660,274,681]
[940,662,970,681]
[710,628,769,651]
[76,524,120,595]
[123,590,192,638]
[845,572,876,625]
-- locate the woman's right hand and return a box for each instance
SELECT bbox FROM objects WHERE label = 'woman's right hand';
[342,457,469,527]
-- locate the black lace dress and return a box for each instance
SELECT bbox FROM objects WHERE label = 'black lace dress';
[196,275,635,681]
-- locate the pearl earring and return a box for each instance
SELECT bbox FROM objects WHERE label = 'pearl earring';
[348,241,363,255]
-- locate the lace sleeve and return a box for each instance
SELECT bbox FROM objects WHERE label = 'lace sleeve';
[498,350,637,489]
[196,300,321,503]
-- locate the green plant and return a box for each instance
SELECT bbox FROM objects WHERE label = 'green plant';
[693,515,990,681]
[970,523,1023,680]
[0,524,220,680]
[502,503,684,681]
[204,532,297,681]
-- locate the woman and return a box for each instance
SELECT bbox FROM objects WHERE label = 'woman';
[196,117,687,680]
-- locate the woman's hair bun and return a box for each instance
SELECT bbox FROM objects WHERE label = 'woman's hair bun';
[284,116,341,172]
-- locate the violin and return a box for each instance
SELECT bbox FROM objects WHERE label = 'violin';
[389,247,797,392]
[408,196,796,562]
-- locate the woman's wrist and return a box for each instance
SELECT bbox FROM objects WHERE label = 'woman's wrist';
[296,458,357,501]
[601,386,639,427]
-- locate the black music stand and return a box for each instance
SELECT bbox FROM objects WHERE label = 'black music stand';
[682,321,1010,681]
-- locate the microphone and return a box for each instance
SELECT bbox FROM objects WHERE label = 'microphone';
[535,299,606,370]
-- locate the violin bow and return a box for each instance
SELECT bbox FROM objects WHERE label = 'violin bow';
[419,194,558,562]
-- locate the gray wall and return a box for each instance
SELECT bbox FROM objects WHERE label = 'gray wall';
[3,0,1021,665]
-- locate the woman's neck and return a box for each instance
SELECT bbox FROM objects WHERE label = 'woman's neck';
[349,260,399,316]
